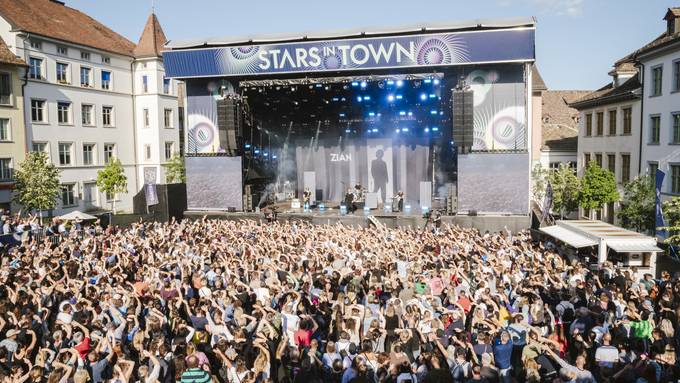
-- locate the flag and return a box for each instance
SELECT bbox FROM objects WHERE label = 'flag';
[656,169,666,238]
[144,183,159,206]
[542,181,553,222]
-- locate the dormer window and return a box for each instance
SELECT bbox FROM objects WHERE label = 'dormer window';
[669,18,676,35]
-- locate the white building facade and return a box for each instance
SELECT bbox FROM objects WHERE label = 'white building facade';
[0,0,178,215]
[638,8,680,202]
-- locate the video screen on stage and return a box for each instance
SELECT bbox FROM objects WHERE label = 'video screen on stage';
[186,156,243,210]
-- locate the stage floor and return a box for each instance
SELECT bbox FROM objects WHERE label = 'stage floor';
[183,209,530,233]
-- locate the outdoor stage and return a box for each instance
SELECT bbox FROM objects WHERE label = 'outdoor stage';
[183,209,530,233]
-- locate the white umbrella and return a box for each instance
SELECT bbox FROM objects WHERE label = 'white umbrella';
[58,210,97,221]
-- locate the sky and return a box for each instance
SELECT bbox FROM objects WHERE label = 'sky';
[67,0,677,90]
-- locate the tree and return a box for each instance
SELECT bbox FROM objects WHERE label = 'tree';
[548,163,581,219]
[617,175,655,233]
[96,158,127,214]
[579,162,620,218]
[662,197,680,246]
[531,163,550,210]
[165,154,186,183]
[12,151,61,222]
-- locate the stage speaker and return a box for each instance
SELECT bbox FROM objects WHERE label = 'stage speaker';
[315,189,323,202]
[216,98,242,155]
[419,181,432,209]
[452,89,474,152]
[469,209,478,216]
[132,184,187,222]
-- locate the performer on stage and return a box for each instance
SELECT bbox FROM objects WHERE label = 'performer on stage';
[395,190,404,212]
[344,188,356,213]
[303,188,311,210]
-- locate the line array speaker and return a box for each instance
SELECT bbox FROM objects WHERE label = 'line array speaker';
[216,98,243,156]
[452,89,474,153]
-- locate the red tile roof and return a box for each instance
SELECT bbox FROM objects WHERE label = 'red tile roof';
[541,90,591,151]
[133,13,167,58]
[570,76,641,109]
[0,0,136,56]
[0,35,25,66]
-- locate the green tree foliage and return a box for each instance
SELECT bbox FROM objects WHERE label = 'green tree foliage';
[617,175,655,233]
[548,163,581,219]
[662,197,680,246]
[12,151,61,222]
[165,154,186,183]
[531,163,550,209]
[579,162,620,215]
[96,158,127,214]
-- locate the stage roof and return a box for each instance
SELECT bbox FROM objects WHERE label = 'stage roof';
[165,17,536,50]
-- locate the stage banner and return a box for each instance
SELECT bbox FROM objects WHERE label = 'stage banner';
[164,28,535,78]
[186,156,243,210]
[144,184,159,206]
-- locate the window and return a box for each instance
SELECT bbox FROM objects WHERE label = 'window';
[57,101,71,124]
[80,51,90,61]
[596,112,604,136]
[0,119,10,141]
[102,56,110,64]
[102,106,114,127]
[584,153,591,167]
[623,108,632,135]
[607,154,615,174]
[61,184,76,206]
[673,113,680,144]
[30,99,46,122]
[104,144,115,164]
[165,142,174,160]
[32,142,47,153]
[595,153,603,168]
[80,67,92,87]
[0,72,11,105]
[81,104,93,126]
[83,144,95,165]
[144,144,151,160]
[56,62,69,84]
[672,165,680,194]
[106,190,114,201]
[585,114,592,136]
[30,40,41,50]
[142,75,149,93]
[143,108,150,127]
[57,46,68,56]
[652,66,663,96]
[0,158,11,181]
[674,60,680,92]
[101,71,111,90]
[549,162,560,171]
[163,78,171,94]
[608,110,617,135]
[164,109,173,128]
[650,115,661,144]
[621,154,631,184]
[58,143,72,165]
[29,57,43,79]
[649,162,659,176]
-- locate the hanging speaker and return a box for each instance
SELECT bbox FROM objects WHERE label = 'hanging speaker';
[452,89,474,152]
[216,98,243,156]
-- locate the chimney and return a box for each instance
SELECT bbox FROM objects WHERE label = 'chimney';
[664,8,680,36]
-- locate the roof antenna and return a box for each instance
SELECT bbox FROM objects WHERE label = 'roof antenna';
[151,0,155,13]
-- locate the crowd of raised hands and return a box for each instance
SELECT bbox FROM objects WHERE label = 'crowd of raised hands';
[0,214,678,383]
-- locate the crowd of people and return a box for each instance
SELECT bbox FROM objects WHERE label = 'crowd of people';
[0,211,678,383]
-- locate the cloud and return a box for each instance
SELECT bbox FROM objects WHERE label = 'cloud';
[531,0,585,17]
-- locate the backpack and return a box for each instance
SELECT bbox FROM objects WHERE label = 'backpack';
[450,360,470,382]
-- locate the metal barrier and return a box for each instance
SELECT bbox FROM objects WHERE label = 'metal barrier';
[0,228,58,248]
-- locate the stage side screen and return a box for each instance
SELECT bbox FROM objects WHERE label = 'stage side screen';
[186,156,243,210]
[457,153,529,215]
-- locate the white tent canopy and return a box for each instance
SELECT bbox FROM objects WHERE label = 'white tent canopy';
[58,211,97,221]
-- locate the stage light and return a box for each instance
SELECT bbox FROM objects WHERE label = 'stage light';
[432,127,439,132]
[341,97,346,101]
[245,144,251,149]
[332,97,339,102]
[407,112,413,116]
[254,149,260,154]
[291,86,297,91]
[263,152,269,157]
[315,84,322,88]
[396,80,404,87]
[272,155,277,159]
[440,111,444,115]
[360,81,367,88]
[424,128,430,133]
[395,128,400,133]
[433,79,440,85]
[319,203,326,211]
[339,113,346,117]
[345,129,351,133]
[387,95,395,102]
[420,94,427,101]
[368,112,375,117]
[396,95,403,100]
[424,79,432,84]
[371,128,378,133]
[377,113,382,117]
[429,94,436,98]
[325,86,330,90]
[363,206,370,215]
[422,206,430,214]
[363,96,371,101]
[430,110,438,115]
[351,81,359,87]
[387,80,395,85]
[357,96,362,102]
[405,204,412,212]
[402,127,409,132]
[399,111,406,116]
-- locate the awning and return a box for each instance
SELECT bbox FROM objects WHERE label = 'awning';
[540,225,597,248]
[607,241,663,253]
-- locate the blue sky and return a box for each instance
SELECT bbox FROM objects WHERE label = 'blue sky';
[69,0,676,90]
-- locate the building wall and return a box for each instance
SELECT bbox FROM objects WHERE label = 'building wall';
[576,99,641,223]
[531,91,543,163]
[539,150,577,169]
[0,63,26,209]
[640,49,680,201]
